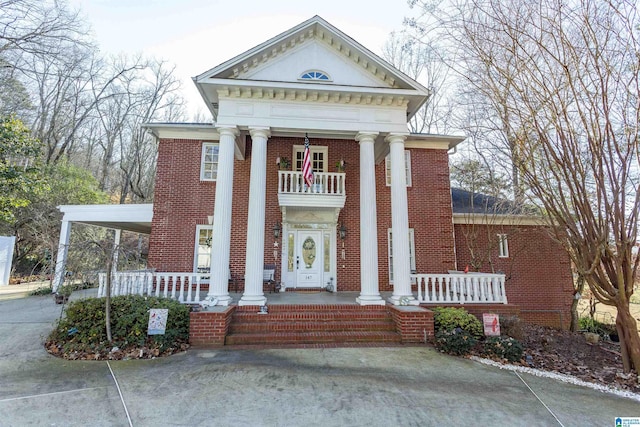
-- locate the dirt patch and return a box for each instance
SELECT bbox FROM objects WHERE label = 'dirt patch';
[477,323,639,394]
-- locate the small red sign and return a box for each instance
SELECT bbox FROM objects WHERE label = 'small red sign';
[483,313,501,336]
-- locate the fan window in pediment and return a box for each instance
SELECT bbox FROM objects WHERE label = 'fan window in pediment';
[299,70,331,82]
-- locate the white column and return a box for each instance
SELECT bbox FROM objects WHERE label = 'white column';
[207,125,239,306]
[387,134,418,305]
[53,220,71,292]
[112,229,121,272]
[239,127,270,306]
[356,132,385,306]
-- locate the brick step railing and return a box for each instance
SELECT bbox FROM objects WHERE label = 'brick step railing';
[225,304,402,346]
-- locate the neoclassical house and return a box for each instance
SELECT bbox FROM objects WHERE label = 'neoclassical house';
[55,16,572,344]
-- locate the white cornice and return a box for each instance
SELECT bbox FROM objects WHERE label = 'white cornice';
[405,134,467,150]
[452,213,546,226]
[143,123,219,140]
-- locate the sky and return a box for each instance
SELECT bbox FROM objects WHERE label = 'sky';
[68,0,416,117]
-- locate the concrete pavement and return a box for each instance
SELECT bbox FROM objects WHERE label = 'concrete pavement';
[0,290,638,426]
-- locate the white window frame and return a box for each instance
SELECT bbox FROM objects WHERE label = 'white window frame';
[498,234,509,258]
[385,150,412,187]
[293,145,328,172]
[194,225,213,273]
[388,228,416,282]
[200,142,219,181]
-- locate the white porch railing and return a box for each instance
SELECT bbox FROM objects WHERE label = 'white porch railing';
[278,170,345,196]
[98,271,209,304]
[411,273,507,304]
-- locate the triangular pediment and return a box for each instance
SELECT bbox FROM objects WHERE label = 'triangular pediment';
[240,38,391,88]
[194,16,430,119]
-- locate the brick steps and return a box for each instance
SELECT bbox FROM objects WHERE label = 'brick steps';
[225,304,402,346]
[225,331,402,346]
[229,319,396,334]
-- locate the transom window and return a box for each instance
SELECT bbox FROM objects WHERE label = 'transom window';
[293,145,328,172]
[299,70,331,81]
[385,150,412,187]
[201,142,219,181]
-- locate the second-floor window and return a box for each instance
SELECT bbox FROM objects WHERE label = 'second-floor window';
[385,150,412,187]
[293,145,328,172]
[498,234,509,258]
[201,142,219,181]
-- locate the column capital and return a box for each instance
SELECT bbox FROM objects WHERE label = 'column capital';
[216,125,239,138]
[385,133,408,145]
[355,132,378,143]
[249,127,271,140]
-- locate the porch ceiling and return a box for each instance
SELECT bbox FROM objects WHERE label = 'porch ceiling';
[57,204,153,234]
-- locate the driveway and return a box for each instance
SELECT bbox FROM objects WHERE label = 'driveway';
[0,292,638,426]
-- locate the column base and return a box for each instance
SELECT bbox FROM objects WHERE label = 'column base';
[238,295,267,306]
[207,293,232,306]
[356,295,386,306]
[387,295,420,306]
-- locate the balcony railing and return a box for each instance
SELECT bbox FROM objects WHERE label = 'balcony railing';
[278,170,345,196]
[411,273,507,304]
[98,271,207,304]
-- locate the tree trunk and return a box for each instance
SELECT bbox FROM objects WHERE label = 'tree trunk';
[615,304,640,373]
[105,258,112,343]
[569,275,585,332]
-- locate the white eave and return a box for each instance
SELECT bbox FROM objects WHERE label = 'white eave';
[142,123,218,140]
[405,133,467,150]
[452,213,546,226]
[58,204,154,234]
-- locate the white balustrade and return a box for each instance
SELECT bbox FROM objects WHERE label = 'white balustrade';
[278,171,345,196]
[98,271,208,304]
[412,273,507,304]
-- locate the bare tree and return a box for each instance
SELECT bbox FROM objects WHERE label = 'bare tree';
[414,0,640,371]
[382,29,454,134]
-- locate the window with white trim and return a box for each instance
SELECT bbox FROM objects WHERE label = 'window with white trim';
[200,143,219,181]
[194,225,213,273]
[498,234,509,258]
[385,150,412,187]
[293,145,328,172]
[299,70,331,81]
[388,228,416,282]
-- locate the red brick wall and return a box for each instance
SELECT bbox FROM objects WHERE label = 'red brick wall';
[149,136,457,293]
[388,305,435,343]
[375,148,457,291]
[453,223,573,328]
[189,307,235,346]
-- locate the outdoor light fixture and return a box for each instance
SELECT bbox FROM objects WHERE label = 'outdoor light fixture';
[273,222,281,239]
[339,223,347,240]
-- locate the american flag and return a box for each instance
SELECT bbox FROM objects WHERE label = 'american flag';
[302,133,313,187]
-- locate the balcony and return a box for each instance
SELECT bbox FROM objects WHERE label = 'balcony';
[277,171,346,209]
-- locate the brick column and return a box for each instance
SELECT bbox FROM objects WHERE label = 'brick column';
[356,132,384,306]
[240,127,270,306]
[207,125,238,306]
[387,133,418,305]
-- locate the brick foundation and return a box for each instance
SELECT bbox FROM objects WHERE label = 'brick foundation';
[387,305,435,343]
[189,306,236,346]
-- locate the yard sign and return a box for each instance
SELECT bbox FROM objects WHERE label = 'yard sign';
[483,313,501,336]
[148,309,168,335]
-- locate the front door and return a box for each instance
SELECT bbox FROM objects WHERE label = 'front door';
[295,230,323,287]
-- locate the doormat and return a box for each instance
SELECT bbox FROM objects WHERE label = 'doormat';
[285,287,326,293]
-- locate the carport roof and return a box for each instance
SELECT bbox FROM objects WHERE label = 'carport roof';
[57,204,153,234]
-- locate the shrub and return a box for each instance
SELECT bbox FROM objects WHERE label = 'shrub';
[432,307,483,339]
[500,315,525,341]
[48,295,190,354]
[579,316,615,337]
[482,336,524,362]
[29,286,53,296]
[435,328,478,356]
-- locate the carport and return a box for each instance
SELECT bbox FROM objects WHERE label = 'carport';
[53,204,153,291]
